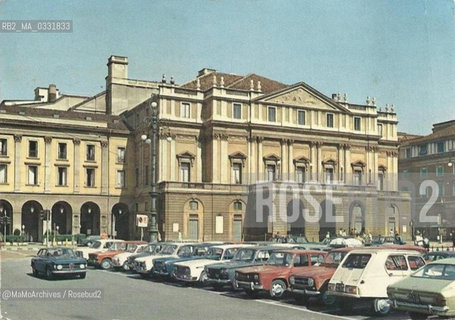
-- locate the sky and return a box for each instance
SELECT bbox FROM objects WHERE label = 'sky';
[0,0,454,135]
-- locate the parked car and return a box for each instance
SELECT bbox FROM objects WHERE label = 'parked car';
[135,243,196,277]
[206,245,290,290]
[328,238,364,249]
[78,235,101,247]
[424,251,455,262]
[152,243,217,278]
[289,247,355,305]
[173,244,251,284]
[112,243,149,271]
[76,239,124,259]
[128,243,164,272]
[88,241,146,269]
[387,258,455,320]
[327,248,426,315]
[235,250,327,298]
[31,247,87,280]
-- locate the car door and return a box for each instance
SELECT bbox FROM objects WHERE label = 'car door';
[383,254,408,290]
[34,249,46,272]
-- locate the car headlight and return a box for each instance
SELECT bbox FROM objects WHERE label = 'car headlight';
[345,285,358,294]
[328,283,335,292]
[307,278,314,287]
[253,274,259,281]
[57,265,63,270]
[289,276,295,285]
[80,264,86,269]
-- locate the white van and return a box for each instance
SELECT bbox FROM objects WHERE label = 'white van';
[327,248,425,315]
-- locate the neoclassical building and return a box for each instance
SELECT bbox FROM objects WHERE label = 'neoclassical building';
[0,56,411,242]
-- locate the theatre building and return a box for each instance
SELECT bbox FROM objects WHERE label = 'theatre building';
[0,56,411,242]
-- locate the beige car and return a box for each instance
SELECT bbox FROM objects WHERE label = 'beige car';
[388,257,455,320]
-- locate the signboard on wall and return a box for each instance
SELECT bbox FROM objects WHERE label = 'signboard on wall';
[136,215,149,228]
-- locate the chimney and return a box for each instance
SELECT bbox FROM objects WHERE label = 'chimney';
[198,68,216,77]
[48,84,57,102]
[107,55,128,79]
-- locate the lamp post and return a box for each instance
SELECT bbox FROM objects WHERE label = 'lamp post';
[0,204,6,242]
[141,100,159,242]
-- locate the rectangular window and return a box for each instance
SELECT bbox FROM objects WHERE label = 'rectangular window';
[0,139,7,156]
[437,141,445,153]
[58,143,67,160]
[135,168,139,187]
[268,107,276,122]
[420,168,428,178]
[28,166,38,185]
[145,165,149,185]
[452,184,455,196]
[438,182,444,197]
[86,168,95,187]
[378,124,383,137]
[232,163,242,184]
[117,147,126,163]
[436,166,444,177]
[327,113,334,128]
[28,141,38,158]
[296,167,305,184]
[378,172,384,191]
[86,145,95,161]
[181,162,190,182]
[419,144,427,155]
[354,117,361,131]
[266,164,276,181]
[325,168,334,184]
[0,164,7,183]
[406,148,411,159]
[57,167,67,186]
[353,170,362,186]
[180,103,190,118]
[117,170,125,187]
[297,110,305,125]
[233,103,242,119]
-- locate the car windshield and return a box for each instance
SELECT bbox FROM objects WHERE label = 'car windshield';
[136,246,147,254]
[109,242,126,251]
[266,252,294,266]
[90,241,102,249]
[47,248,77,258]
[412,264,455,280]
[177,245,194,257]
[160,245,177,255]
[205,247,223,259]
[126,244,138,253]
[324,251,347,265]
[222,248,238,260]
[146,245,157,253]
[233,249,256,261]
[342,254,371,269]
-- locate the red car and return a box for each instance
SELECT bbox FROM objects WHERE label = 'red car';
[88,241,146,269]
[234,250,327,298]
[288,247,354,305]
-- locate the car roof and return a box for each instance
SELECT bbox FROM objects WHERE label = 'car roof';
[348,248,422,255]
[329,247,355,253]
[428,258,455,265]
[274,249,326,255]
[123,241,147,244]
[210,244,254,250]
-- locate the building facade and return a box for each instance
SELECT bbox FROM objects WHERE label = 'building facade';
[0,56,411,242]
[399,121,455,240]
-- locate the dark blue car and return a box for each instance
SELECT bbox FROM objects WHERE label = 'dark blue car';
[31,247,87,280]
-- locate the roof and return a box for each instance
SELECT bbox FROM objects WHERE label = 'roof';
[180,71,288,94]
[401,121,455,145]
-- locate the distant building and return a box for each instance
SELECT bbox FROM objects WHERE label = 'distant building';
[399,120,455,240]
[0,56,411,242]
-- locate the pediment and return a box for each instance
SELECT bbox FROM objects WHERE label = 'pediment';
[258,84,351,114]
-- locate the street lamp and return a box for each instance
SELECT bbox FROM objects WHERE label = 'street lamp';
[141,100,159,242]
[0,204,5,242]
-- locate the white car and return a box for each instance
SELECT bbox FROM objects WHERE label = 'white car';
[327,248,426,315]
[76,239,124,260]
[112,244,149,271]
[173,244,252,283]
[135,243,196,277]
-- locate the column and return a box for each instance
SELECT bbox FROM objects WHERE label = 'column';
[170,137,176,181]
[392,152,398,191]
[345,145,351,184]
[212,134,219,183]
[257,137,263,180]
[73,138,81,193]
[288,140,294,181]
[280,139,287,180]
[196,136,202,182]
[365,146,370,185]
[337,144,343,182]
[14,134,22,192]
[220,135,228,183]
[247,137,252,184]
[44,136,52,193]
[317,142,322,182]
[374,147,379,188]
[101,141,109,195]
[249,137,256,183]
[310,142,316,181]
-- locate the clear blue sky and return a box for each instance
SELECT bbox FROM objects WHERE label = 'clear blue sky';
[1,0,454,135]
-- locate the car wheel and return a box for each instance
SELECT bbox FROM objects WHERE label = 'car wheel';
[320,284,337,306]
[294,295,308,305]
[270,279,287,299]
[79,273,86,279]
[46,267,54,280]
[199,271,208,284]
[100,258,112,270]
[32,268,38,277]
[373,298,391,315]
[122,262,130,271]
[408,313,428,320]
